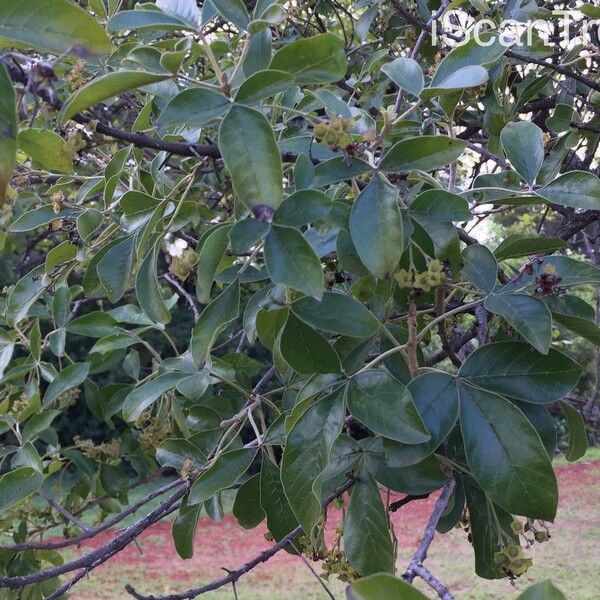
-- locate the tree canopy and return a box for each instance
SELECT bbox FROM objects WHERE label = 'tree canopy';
[0,1,598,598]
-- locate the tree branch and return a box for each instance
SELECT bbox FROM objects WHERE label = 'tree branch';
[124,478,356,600]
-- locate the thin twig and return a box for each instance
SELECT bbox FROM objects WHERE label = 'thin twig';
[163,273,200,320]
[38,489,90,533]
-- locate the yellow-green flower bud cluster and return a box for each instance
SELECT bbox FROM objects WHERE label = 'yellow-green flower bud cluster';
[313,118,354,149]
[394,260,446,292]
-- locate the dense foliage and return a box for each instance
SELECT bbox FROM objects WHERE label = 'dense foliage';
[0,0,598,598]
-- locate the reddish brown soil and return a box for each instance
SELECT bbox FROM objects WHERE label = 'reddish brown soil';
[71,461,597,586]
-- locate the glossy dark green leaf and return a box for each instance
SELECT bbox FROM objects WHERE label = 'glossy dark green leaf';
[189,448,257,505]
[380,136,467,173]
[219,104,283,214]
[60,71,171,123]
[43,362,89,407]
[97,235,136,303]
[463,478,518,579]
[409,190,471,222]
[260,457,299,550]
[264,225,324,299]
[233,474,265,529]
[292,292,379,338]
[349,175,403,279]
[281,388,344,534]
[269,33,347,84]
[122,372,187,422]
[494,235,568,261]
[516,581,566,600]
[274,190,332,227]
[195,225,232,305]
[280,313,341,374]
[484,293,552,354]
[460,341,581,404]
[67,312,119,338]
[157,88,230,128]
[516,402,557,457]
[22,410,59,443]
[190,280,240,366]
[0,0,111,56]
[211,0,250,30]
[344,473,395,576]
[310,157,372,188]
[136,246,171,324]
[156,438,207,470]
[381,57,424,97]
[537,171,600,210]
[235,69,294,103]
[461,244,498,293]
[5,265,46,327]
[347,370,429,444]
[8,205,78,232]
[560,401,587,462]
[500,121,544,185]
[458,382,558,520]
[172,501,201,559]
[0,64,16,203]
[553,313,600,346]
[347,573,431,600]
[0,467,44,514]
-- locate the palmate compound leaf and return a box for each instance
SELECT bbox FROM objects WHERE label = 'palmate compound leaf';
[281,387,345,536]
[458,382,558,521]
[459,341,581,404]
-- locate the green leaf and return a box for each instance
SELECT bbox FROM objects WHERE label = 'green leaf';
[229,219,270,254]
[122,372,187,422]
[190,280,240,366]
[281,388,344,534]
[423,65,489,98]
[381,57,424,97]
[280,313,341,374]
[349,175,403,279]
[463,478,519,579]
[269,33,347,84]
[461,244,497,293]
[484,293,552,354]
[0,332,14,381]
[210,0,250,30]
[500,121,544,185]
[60,71,171,123]
[107,9,196,32]
[219,104,283,214]
[8,205,78,232]
[43,362,90,407]
[264,224,324,299]
[347,370,430,444]
[195,225,232,305]
[67,312,119,338]
[156,438,207,469]
[347,573,431,600]
[409,190,471,222]
[5,265,47,327]
[22,410,59,442]
[260,457,299,547]
[516,581,566,600]
[536,171,600,210]
[18,129,73,173]
[0,467,44,514]
[344,473,395,576]
[157,88,230,128]
[0,0,110,56]
[310,157,372,188]
[156,0,200,28]
[274,190,332,227]
[45,241,77,272]
[172,501,202,559]
[136,246,171,324]
[292,292,379,338]
[380,136,467,173]
[458,382,558,520]
[233,474,265,529]
[97,235,136,303]
[431,31,506,85]
[494,235,568,261]
[0,64,16,203]
[460,341,581,404]
[553,312,600,346]
[235,69,293,103]
[189,448,257,505]
[559,401,587,462]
